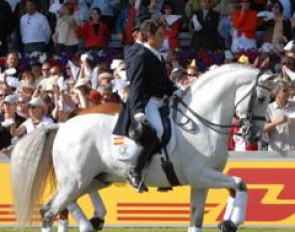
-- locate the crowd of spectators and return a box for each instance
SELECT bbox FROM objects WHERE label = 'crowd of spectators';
[1,0,295,155]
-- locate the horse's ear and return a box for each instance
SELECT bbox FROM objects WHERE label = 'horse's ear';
[258,73,276,82]
[258,73,278,91]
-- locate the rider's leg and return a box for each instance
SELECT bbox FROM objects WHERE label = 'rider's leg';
[145,97,164,139]
[127,98,162,192]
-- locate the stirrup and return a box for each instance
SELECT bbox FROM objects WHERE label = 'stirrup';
[127,172,148,193]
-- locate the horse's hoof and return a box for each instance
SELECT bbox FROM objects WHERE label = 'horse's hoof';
[217,220,237,232]
[89,217,104,231]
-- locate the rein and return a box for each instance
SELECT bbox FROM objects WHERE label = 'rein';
[172,72,266,136]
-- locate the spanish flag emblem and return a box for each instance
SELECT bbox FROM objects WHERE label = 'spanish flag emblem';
[114,137,124,145]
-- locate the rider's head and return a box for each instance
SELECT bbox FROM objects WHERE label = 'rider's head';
[140,19,165,49]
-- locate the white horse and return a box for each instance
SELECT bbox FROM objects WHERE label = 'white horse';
[10,64,275,232]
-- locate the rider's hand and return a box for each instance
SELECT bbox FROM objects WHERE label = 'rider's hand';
[134,113,146,123]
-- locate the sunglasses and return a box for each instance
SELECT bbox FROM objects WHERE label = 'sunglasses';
[187,74,197,77]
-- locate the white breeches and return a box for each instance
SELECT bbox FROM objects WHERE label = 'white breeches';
[145,97,164,140]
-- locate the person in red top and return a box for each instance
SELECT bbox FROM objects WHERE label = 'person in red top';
[76,7,110,51]
[231,0,257,52]
[115,0,149,45]
[160,1,182,52]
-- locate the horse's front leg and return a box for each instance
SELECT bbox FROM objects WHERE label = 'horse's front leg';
[188,188,209,232]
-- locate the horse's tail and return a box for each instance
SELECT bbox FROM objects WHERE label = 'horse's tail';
[10,124,59,225]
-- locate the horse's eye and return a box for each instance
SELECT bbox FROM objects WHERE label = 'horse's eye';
[257,95,265,104]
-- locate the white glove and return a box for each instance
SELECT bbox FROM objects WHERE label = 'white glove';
[134,112,146,123]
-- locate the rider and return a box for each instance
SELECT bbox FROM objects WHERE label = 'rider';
[113,19,175,192]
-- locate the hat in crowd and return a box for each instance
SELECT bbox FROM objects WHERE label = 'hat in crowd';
[87,90,102,103]
[100,72,114,80]
[238,55,249,64]
[132,15,150,32]
[27,97,44,107]
[187,59,197,69]
[4,94,18,104]
[74,78,90,88]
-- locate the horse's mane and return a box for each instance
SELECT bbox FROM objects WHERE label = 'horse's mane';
[188,64,258,95]
[69,103,121,118]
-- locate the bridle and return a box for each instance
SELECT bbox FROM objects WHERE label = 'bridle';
[172,72,267,139]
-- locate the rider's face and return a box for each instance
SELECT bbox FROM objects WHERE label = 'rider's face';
[150,26,165,49]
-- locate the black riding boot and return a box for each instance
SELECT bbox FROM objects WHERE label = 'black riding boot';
[127,140,158,192]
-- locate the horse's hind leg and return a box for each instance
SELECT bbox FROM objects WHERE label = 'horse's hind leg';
[41,179,92,232]
[188,188,208,232]
[191,168,248,232]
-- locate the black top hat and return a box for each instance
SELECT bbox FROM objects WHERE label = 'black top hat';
[132,15,150,32]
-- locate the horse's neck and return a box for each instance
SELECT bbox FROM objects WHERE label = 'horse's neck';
[185,78,237,127]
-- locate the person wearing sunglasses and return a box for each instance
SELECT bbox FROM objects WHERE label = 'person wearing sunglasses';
[11,97,53,138]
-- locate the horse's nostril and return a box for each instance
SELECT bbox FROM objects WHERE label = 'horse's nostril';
[258,96,265,103]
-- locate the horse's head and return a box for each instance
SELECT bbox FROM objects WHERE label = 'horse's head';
[235,72,276,145]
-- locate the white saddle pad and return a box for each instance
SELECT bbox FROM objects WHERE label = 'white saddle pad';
[111,118,177,161]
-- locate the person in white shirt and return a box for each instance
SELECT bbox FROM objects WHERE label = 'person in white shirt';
[20,0,51,54]
[53,2,78,55]
[11,97,54,137]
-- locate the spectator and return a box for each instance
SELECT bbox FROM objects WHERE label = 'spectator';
[186,59,200,86]
[76,7,110,52]
[216,0,237,49]
[16,95,30,119]
[148,0,164,19]
[36,61,52,86]
[263,82,295,152]
[116,0,149,46]
[159,1,182,52]
[90,0,119,32]
[185,0,219,21]
[10,97,54,137]
[262,0,292,52]
[0,0,14,56]
[0,94,25,149]
[277,56,294,81]
[190,0,221,51]
[231,0,257,52]
[53,2,79,55]
[20,0,51,54]
[97,84,120,103]
[20,70,35,86]
[0,50,21,78]
[98,72,114,86]
[31,62,42,82]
